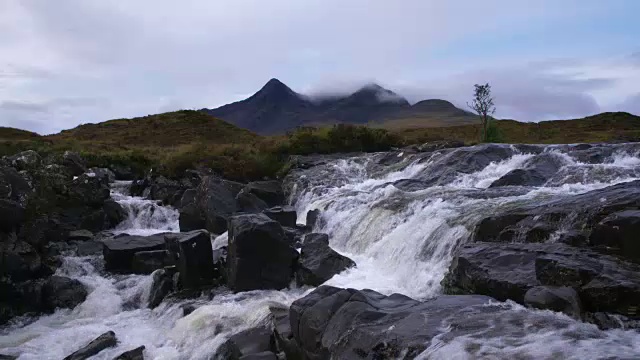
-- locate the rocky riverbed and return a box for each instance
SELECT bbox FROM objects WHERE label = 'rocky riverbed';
[2,142,640,359]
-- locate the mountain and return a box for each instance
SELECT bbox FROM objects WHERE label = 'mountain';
[202,79,474,134]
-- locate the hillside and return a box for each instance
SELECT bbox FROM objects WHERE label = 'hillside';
[0,127,41,140]
[49,110,259,147]
[202,79,475,134]
[395,111,640,144]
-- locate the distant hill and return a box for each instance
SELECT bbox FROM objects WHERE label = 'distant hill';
[49,110,260,147]
[202,79,476,134]
[0,127,41,140]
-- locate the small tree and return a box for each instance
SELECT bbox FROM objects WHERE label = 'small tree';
[467,83,496,142]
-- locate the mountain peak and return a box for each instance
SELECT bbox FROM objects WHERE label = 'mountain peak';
[253,78,300,101]
[351,83,408,104]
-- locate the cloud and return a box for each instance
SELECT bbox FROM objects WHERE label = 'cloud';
[0,0,638,133]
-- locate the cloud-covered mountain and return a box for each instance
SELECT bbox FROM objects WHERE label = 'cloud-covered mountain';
[202,79,475,134]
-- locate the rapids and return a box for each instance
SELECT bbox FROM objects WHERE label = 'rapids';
[2,143,640,359]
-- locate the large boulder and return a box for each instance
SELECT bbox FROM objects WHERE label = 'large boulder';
[296,233,355,286]
[524,286,581,319]
[212,327,276,360]
[62,151,87,176]
[5,150,41,171]
[442,242,640,318]
[0,235,43,281]
[263,206,297,227]
[0,166,32,207]
[235,189,268,213]
[589,210,640,262]
[195,177,240,234]
[227,214,298,292]
[290,286,504,360]
[102,233,168,273]
[132,250,170,274]
[165,230,215,289]
[0,199,25,231]
[178,189,205,232]
[41,276,88,312]
[63,331,117,360]
[489,152,568,188]
[88,167,115,183]
[147,267,176,309]
[243,181,285,207]
[113,346,145,360]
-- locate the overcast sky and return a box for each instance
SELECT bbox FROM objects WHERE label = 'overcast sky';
[1,0,640,134]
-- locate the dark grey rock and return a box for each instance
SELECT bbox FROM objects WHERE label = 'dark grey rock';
[178,190,206,232]
[524,286,581,318]
[236,189,269,213]
[63,331,117,360]
[165,230,214,289]
[296,233,355,286]
[132,250,170,274]
[69,230,94,242]
[112,346,145,360]
[589,210,640,262]
[41,276,87,312]
[0,199,25,231]
[148,268,176,309]
[76,241,103,256]
[102,233,168,273]
[89,167,116,183]
[196,176,239,234]
[263,206,297,227]
[212,327,274,360]
[243,181,284,207]
[227,214,297,292]
[62,151,87,176]
[305,209,320,229]
[5,150,41,171]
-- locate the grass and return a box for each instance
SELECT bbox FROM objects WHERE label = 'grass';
[1,110,638,182]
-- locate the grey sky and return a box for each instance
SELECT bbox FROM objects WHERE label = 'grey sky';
[1,0,639,134]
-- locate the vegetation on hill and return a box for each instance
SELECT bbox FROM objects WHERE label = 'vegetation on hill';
[1,110,638,183]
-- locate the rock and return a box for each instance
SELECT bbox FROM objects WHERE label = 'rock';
[442,242,640,317]
[524,286,581,318]
[41,276,88,312]
[489,169,547,187]
[296,233,355,286]
[473,180,640,245]
[196,176,239,234]
[76,241,103,256]
[0,166,32,206]
[305,209,320,229]
[236,189,269,213]
[181,304,197,316]
[270,305,302,360]
[148,268,175,309]
[0,236,42,281]
[0,355,17,360]
[61,151,87,176]
[110,165,135,181]
[489,153,568,188]
[63,331,118,360]
[0,199,25,231]
[282,226,309,248]
[112,346,145,360]
[227,213,297,292]
[212,327,275,360]
[69,230,94,242]
[165,230,215,289]
[178,189,205,232]
[589,210,640,262]
[148,176,183,206]
[102,233,168,273]
[290,285,503,360]
[263,206,297,227]
[70,173,110,206]
[416,140,465,153]
[89,167,116,183]
[132,250,170,274]
[5,150,41,171]
[243,181,285,207]
[584,312,640,330]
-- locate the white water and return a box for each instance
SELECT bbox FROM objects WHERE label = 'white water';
[2,144,640,359]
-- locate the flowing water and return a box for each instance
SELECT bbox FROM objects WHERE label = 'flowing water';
[2,144,640,359]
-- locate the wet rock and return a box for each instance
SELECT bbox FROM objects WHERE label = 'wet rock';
[227,213,297,292]
[0,199,25,231]
[102,233,168,273]
[442,242,640,317]
[584,312,640,330]
[243,181,285,207]
[70,173,111,206]
[181,303,197,316]
[62,151,87,176]
[473,180,640,244]
[132,250,170,274]
[589,210,640,262]
[165,230,214,289]
[41,276,87,312]
[5,150,41,171]
[416,140,465,153]
[489,153,568,188]
[63,331,118,360]
[0,235,42,281]
[236,189,269,213]
[263,206,297,227]
[0,166,32,207]
[89,167,116,183]
[489,168,547,187]
[392,178,430,192]
[178,189,206,232]
[270,305,302,360]
[282,225,310,248]
[296,233,355,286]
[212,327,275,360]
[69,230,94,242]
[76,240,103,256]
[290,285,500,360]
[0,354,17,360]
[112,346,145,360]
[196,176,239,234]
[524,286,581,318]
[110,165,135,181]
[148,267,175,309]
[148,176,183,206]
[305,209,320,229]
